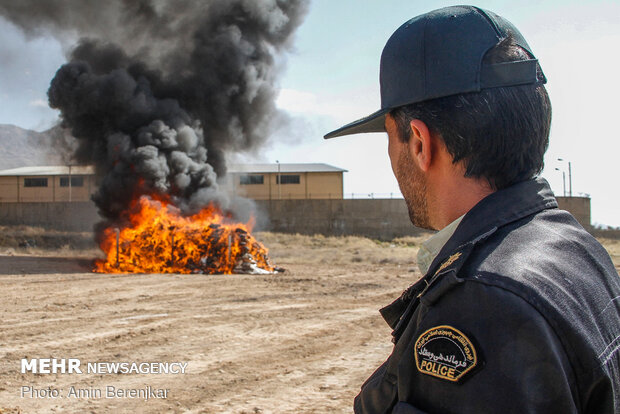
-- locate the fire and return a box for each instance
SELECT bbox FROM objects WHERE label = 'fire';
[94,196,275,274]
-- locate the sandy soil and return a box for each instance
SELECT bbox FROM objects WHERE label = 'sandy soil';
[0,232,618,414]
[0,233,428,413]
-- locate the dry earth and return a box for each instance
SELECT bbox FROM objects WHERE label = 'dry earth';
[0,232,430,414]
[0,231,618,414]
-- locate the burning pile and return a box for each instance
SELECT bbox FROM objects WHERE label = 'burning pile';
[95,196,276,274]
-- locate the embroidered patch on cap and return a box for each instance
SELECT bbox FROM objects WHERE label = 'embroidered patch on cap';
[414,325,478,382]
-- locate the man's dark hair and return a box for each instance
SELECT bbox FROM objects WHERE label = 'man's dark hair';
[390,35,551,190]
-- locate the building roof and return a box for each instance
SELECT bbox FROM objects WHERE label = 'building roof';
[228,163,347,173]
[0,163,347,176]
[0,165,95,176]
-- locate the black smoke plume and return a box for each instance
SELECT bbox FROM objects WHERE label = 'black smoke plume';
[0,0,308,225]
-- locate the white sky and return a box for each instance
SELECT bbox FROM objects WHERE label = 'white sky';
[1,0,619,226]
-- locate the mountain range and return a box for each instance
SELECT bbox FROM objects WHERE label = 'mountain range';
[0,124,75,170]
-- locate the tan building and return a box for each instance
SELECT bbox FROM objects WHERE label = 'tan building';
[0,163,347,202]
[0,166,96,203]
[226,163,346,200]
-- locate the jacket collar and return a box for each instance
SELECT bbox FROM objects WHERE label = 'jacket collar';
[426,177,557,278]
[380,177,558,330]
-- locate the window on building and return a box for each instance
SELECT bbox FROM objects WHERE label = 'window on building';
[276,174,300,184]
[60,176,85,187]
[24,178,48,187]
[240,174,264,185]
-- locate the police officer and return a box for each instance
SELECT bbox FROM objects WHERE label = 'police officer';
[325,6,620,413]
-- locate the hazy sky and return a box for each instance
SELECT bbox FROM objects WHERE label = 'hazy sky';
[1,0,619,226]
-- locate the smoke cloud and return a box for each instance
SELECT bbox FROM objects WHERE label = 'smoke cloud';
[0,0,308,225]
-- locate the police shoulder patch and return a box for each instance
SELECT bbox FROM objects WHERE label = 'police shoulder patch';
[414,325,478,383]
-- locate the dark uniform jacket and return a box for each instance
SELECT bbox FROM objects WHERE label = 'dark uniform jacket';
[355,178,620,413]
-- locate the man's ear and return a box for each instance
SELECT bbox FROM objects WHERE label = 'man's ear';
[408,119,433,172]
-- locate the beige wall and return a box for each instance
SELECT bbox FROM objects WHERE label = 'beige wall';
[232,173,270,200]
[52,175,96,202]
[0,175,96,202]
[19,176,54,202]
[231,172,344,200]
[306,172,343,199]
[0,171,344,202]
[267,172,305,199]
[0,177,19,203]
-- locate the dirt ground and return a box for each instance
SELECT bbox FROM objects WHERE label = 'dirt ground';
[0,231,618,414]
[0,232,430,413]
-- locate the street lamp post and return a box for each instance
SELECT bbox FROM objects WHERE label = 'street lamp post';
[276,160,281,200]
[568,161,572,197]
[557,158,572,197]
[68,164,72,202]
[554,168,566,196]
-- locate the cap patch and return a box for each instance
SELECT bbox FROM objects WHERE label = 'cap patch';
[414,325,478,382]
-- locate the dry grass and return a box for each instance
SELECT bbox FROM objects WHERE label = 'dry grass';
[0,225,96,257]
[597,238,620,270]
[0,226,617,270]
[598,238,620,255]
[256,231,432,269]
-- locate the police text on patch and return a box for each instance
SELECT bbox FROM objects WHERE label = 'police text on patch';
[414,325,478,382]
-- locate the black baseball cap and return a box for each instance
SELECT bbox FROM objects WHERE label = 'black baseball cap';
[324,5,546,139]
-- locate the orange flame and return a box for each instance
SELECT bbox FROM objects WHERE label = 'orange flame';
[94,196,275,274]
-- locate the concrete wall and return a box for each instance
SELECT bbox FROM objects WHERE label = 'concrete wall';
[0,199,418,239]
[255,196,592,238]
[0,202,99,232]
[556,196,591,229]
[255,199,423,239]
[0,195,592,239]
